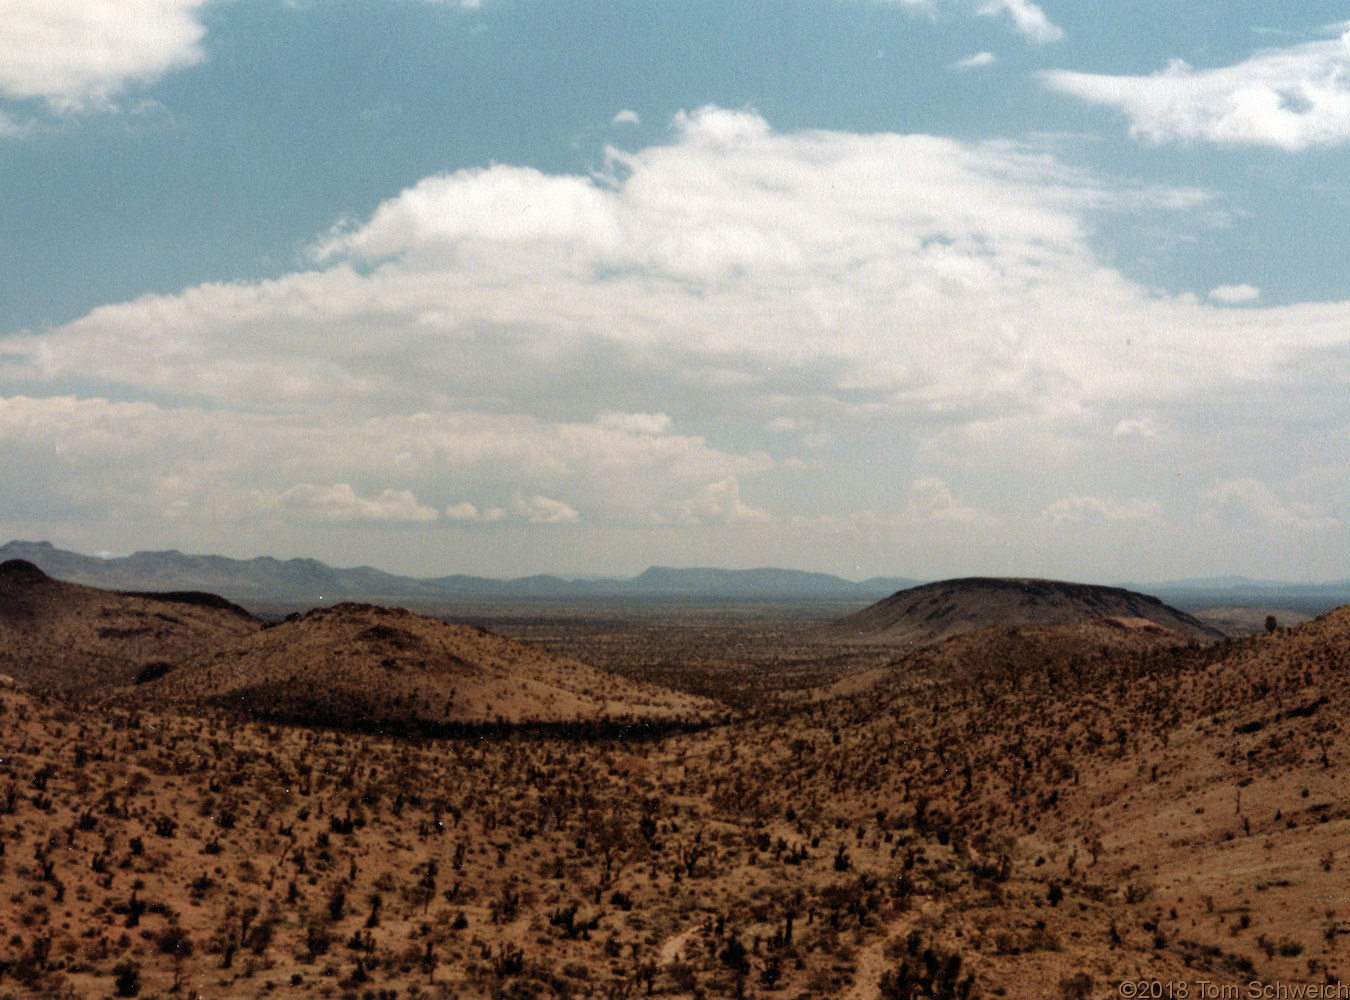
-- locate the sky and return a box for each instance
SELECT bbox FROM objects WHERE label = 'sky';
[2,0,1349,583]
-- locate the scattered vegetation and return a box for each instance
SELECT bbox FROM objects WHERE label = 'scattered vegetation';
[2,567,1348,997]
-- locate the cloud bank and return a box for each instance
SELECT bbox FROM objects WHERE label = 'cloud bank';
[3,107,1348,577]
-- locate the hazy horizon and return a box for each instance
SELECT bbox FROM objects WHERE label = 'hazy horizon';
[3,2,1349,581]
[10,537,1350,591]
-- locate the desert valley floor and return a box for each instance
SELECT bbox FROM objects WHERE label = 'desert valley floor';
[2,559,1349,1000]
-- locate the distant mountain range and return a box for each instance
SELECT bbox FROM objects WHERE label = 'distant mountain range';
[1139,576,1350,616]
[6,540,1347,617]
[0,540,921,610]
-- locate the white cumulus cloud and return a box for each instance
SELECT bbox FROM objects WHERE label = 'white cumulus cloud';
[259,484,440,524]
[597,412,672,436]
[0,0,208,108]
[445,502,506,522]
[1041,28,1350,150]
[314,166,625,264]
[513,493,580,524]
[954,51,997,71]
[1111,415,1160,439]
[905,477,988,524]
[1208,284,1261,305]
[678,478,772,525]
[1201,479,1339,532]
[1042,495,1162,524]
[975,0,1062,44]
[872,0,1062,43]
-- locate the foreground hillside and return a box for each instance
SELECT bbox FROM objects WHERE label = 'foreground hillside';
[1,601,1347,999]
[828,576,1225,646]
[141,601,716,730]
[796,608,1350,991]
[0,559,259,691]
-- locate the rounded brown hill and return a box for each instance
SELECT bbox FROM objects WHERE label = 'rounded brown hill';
[0,559,260,691]
[141,601,715,731]
[826,576,1225,647]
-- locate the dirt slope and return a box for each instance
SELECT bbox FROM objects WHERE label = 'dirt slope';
[0,558,260,691]
[1021,606,1350,982]
[820,604,1350,991]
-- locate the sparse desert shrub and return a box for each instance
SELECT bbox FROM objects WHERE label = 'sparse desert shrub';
[878,944,975,1000]
[304,922,333,959]
[244,916,274,956]
[717,936,749,975]
[666,961,698,992]
[112,960,141,996]
[156,924,194,957]
[1059,972,1093,1000]
[133,662,173,685]
[491,887,521,924]
[1123,879,1153,904]
[492,943,525,977]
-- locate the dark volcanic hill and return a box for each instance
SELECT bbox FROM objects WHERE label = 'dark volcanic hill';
[0,558,260,691]
[826,576,1225,646]
[140,601,717,731]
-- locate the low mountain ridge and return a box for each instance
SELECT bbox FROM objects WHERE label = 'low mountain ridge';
[0,559,261,691]
[140,601,717,731]
[0,540,918,609]
[827,575,1224,646]
[0,557,714,729]
[618,565,918,598]
[0,540,445,609]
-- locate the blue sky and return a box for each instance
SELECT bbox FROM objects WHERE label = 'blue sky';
[2,0,1349,582]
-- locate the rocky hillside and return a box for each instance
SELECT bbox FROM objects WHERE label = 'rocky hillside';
[0,559,259,691]
[140,601,718,732]
[827,576,1224,646]
[798,603,1350,989]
